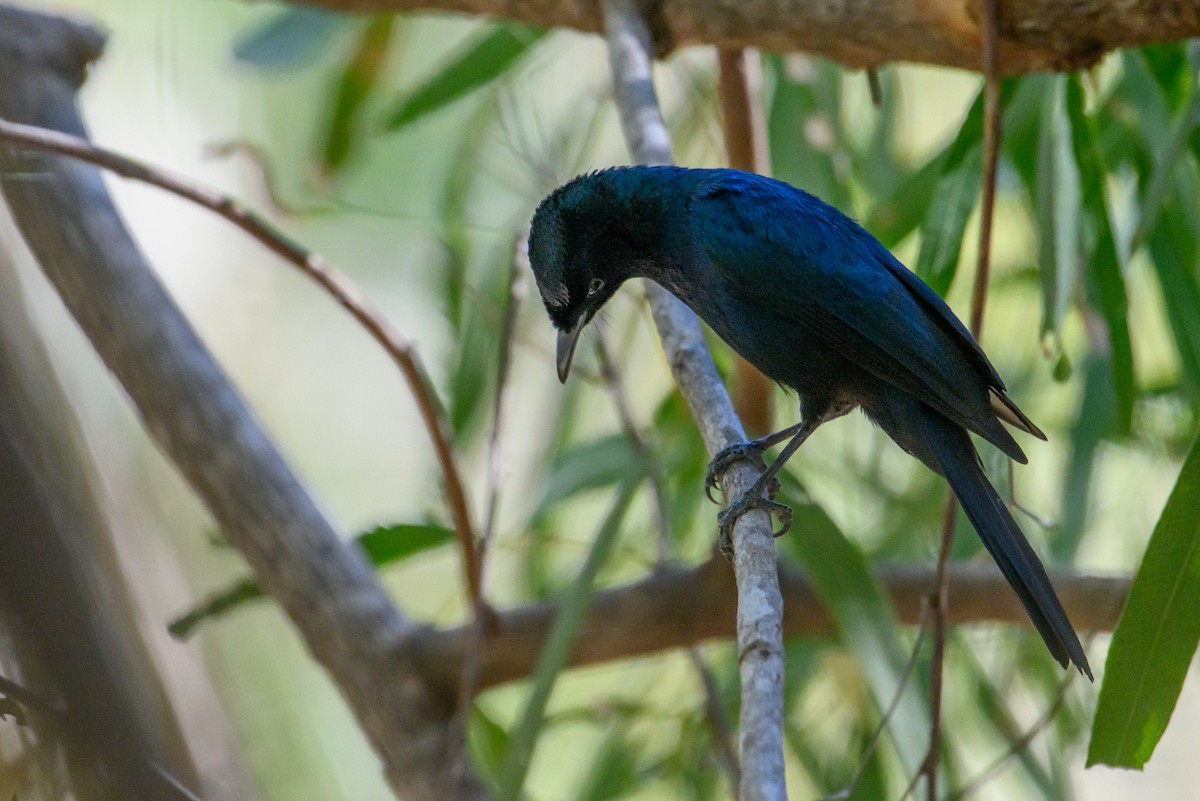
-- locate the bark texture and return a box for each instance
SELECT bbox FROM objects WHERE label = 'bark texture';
[0,6,486,800]
[295,0,1200,73]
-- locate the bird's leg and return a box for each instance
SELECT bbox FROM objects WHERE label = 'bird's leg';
[717,418,821,552]
[704,421,806,502]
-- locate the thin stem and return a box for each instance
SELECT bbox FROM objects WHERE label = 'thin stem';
[594,333,741,788]
[949,666,1079,800]
[445,235,527,794]
[717,46,774,436]
[0,118,482,611]
[926,2,1003,797]
[594,335,672,562]
[820,603,930,801]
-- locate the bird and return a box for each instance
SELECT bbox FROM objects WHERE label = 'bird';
[527,165,1091,678]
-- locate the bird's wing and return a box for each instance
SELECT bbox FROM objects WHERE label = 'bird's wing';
[691,177,1027,459]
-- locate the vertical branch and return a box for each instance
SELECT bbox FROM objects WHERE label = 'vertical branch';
[601,2,788,799]
[926,2,1003,798]
[717,48,774,437]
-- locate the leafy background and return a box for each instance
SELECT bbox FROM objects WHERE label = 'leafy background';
[13,1,1200,799]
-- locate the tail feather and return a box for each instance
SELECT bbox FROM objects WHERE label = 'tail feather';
[926,413,1091,678]
[866,388,1091,678]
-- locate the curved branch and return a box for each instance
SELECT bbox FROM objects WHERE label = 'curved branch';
[295,0,1200,74]
[0,116,482,613]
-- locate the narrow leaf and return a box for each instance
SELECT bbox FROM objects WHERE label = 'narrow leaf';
[914,145,980,297]
[384,23,547,131]
[1033,77,1081,339]
[1088,431,1200,768]
[233,7,350,69]
[320,15,398,172]
[782,486,932,776]
[496,478,640,801]
[765,54,850,210]
[535,434,638,517]
[1065,76,1136,433]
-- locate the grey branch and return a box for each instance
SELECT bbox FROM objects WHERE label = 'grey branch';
[0,6,485,801]
[602,2,788,799]
[411,562,1130,695]
[293,0,1200,74]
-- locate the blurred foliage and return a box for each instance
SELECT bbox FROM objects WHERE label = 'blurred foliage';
[180,8,1200,799]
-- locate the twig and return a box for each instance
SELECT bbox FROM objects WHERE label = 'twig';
[690,647,743,789]
[594,335,672,562]
[601,2,788,799]
[0,117,483,612]
[926,493,959,800]
[926,3,1004,798]
[595,334,741,787]
[0,19,488,788]
[819,603,931,801]
[444,235,526,795]
[948,665,1079,800]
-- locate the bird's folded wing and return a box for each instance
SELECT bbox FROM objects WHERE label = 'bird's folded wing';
[692,183,1025,461]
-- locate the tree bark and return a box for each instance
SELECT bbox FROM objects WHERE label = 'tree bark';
[293,0,1200,74]
[411,561,1129,695]
[0,6,487,800]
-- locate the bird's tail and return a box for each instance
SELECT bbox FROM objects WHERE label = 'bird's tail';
[868,392,1091,678]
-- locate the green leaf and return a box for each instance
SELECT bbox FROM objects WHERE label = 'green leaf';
[1032,76,1080,339]
[868,85,985,250]
[1088,430,1200,768]
[233,7,351,69]
[536,434,639,517]
[496,478,640,801]
[765,54,850,210]
[468,705,511,785]
[167,522,453,639]
[1065,76,1136,434]
[914,144,980,297]
[320,15,398,172]
[781,487,932,777]
[356,522,456,565]
[576,730,640,801]
[384,23,547,131]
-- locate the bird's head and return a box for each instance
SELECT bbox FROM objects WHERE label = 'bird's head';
[528,173,630,382]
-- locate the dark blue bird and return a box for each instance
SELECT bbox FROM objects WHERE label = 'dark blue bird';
[528,165,1090,678]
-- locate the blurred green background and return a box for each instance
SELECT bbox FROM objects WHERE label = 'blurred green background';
[9,1,1200,799]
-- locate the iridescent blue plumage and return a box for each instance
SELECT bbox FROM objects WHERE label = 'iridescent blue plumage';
[528,166,1090,678]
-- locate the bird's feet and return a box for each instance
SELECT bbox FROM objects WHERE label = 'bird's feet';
[704,439,782,503]
[716,491,793,557]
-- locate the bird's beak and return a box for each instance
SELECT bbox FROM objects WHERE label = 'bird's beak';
[556,315,587,383]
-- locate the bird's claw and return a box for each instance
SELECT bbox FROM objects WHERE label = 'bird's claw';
[716,492,793,557]
[704,440,781,503]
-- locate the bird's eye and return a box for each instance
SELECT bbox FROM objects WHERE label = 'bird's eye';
[587,278,605,296]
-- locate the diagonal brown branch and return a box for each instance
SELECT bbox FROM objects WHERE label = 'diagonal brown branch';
[0,7,485,799]
[0,116,482,613]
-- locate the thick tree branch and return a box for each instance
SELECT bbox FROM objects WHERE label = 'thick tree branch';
[0,7,485,801]
[295,0,1200,74]
[411,562,1129,695]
